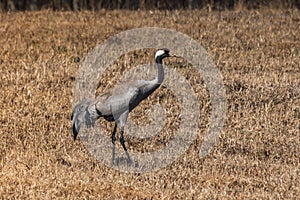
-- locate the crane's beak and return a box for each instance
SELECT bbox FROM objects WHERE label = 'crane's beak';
[169,54,177,57]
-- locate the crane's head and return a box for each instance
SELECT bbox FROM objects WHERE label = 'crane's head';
[155,48,171,60]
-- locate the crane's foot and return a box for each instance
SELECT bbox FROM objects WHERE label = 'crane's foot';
[125,151,132,164]
[111,146,132,166]
[120,136,132,164]
[111,154,132,166]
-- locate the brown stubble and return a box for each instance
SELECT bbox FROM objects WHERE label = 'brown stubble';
[0,9,299,199]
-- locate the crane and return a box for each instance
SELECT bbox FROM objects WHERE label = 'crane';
[71,48,173,164]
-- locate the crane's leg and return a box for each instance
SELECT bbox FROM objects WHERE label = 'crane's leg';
[111,123,117,165]
[117,111,131,164]
[120,125,132,164]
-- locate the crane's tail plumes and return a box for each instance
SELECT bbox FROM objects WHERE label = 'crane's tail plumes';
[71,99,100,141]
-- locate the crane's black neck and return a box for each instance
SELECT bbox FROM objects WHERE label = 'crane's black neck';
[155,57,164,84]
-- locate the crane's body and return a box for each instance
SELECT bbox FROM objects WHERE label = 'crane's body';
[71,48,171,164]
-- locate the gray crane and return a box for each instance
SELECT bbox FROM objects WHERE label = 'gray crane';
[71,48,173,164]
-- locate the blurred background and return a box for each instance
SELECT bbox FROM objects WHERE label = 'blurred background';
[0,0,299,11]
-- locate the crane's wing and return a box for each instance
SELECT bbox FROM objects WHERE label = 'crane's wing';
[108,86,139,120]
[106,79,159,120]
[94,90,113,117]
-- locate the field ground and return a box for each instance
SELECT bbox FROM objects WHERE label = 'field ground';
[0,9,299,199]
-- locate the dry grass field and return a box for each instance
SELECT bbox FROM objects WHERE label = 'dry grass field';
[0,8,299,199]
